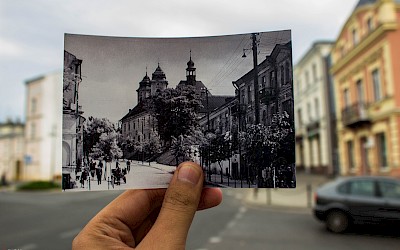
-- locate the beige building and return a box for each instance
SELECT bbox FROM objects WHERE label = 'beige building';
[0,120,24,182]
[331,0,400,176]
[25,72,63,180]
[294,41,336,175]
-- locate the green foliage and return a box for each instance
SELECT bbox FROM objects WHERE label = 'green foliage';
[18,181,61,191]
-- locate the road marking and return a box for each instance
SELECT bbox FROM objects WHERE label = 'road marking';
[59,228,81,239]
[209,236,222,244]
[17,243,37,250]
[226,220,236,229]
[239,206,247,213]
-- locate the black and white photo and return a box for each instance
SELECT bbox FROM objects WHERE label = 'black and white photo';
[62,30,296,190]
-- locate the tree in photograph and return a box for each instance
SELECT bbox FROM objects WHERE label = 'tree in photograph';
[208,132,232,183]
[170,127,206,166]
[239,112,292,187]
[90,130,123,175]
[146,85,202,146]
[143,130,163,161]
[83,117,116,163]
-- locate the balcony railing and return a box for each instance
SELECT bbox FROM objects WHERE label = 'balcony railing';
[260,87,279,104]
[342,102,370,127]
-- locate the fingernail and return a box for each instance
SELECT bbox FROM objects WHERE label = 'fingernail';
[178,164,201,185]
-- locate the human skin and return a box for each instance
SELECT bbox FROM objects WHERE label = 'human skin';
[73,161,223,249]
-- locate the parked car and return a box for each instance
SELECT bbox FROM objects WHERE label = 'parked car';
[313,176,400,233]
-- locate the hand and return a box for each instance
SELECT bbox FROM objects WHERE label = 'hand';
[73,161,223,249]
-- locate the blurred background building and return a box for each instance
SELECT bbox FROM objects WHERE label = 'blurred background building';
[24,72,63,181]
[331,0,400,177]
[294,41,337,176]
[0,119,24,182]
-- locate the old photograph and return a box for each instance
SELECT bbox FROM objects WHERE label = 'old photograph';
[62,30,295,191]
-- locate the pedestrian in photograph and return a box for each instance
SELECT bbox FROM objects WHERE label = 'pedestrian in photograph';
[80,169,87,188]
[90,159,95,178]
[96,164,102,185]
[73,162,222,249]
[126,160,131,173]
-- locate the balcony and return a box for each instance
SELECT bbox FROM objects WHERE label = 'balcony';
[306,120,320,138]
[260,87,279,104]
[342,102,370,128]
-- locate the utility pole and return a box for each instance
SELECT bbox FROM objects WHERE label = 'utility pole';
[252,33,260,125]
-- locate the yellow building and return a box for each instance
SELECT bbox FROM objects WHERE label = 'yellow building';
[331,0,400,176]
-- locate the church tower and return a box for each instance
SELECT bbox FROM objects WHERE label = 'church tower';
[136,69,151,103]
[186,50,196,86]
[150,62,168,95]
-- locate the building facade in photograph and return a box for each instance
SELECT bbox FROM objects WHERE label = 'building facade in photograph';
[331,0,400,176]
[0,119,24,182]
[63,51,85,178]
[25,72,63,180]
[294,41,337,175]
[233,42,293,127]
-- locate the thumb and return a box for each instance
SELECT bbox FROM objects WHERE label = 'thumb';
[140,161,204,249]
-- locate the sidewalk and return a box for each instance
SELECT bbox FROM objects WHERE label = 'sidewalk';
[244,172,332,209]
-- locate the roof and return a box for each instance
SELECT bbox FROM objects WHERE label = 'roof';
[120,102,147,121]
[199,95,235,113]
[178,80,209,94]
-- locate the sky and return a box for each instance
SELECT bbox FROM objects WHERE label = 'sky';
[0,0,359,123]
[65,31,291,123]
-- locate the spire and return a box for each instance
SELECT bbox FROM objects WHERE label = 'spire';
[186,50,196,85]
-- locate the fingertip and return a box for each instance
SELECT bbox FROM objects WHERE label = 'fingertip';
[198,188,223,210]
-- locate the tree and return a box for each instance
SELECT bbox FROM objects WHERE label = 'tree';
[239,112,292,187]
[146,85,203,145]
[83,117,117,163]
[90,131,122,176]
[209,132,232,183]
[170,127,206,166]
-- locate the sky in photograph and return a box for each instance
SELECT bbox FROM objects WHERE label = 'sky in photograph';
[65,31,291,123]
[0,0,359,122]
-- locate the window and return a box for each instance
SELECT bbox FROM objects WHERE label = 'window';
[344,88,350,108]
[241,89,245,104]
[349,180,375,197]
[352,28,359,46]
[31,123,36,139]
[285,61,290,84]
[376,132,388,168]
[378,181,400,199]
[262,110,267,125]
[297,109,303,127]
[133,122,135,130]
[356,79,364,103]
[248,85,252,105]
[372,69,382,101]
[312,64,317,82]
[367,18,373,32]
[280,65,285,86]
[315,98,319,119]
[31,98,37,114]
[305,71,310,86]
[270,71,275,88]
[307,102,312,121]
[128,123,130,131]
[262,76,266,89]
[347,140,355,170]
[282,100,292,118]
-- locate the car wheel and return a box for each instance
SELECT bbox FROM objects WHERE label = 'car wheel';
[326,210,349,233]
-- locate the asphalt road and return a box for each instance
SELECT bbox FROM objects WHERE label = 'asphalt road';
[0,190,399,250]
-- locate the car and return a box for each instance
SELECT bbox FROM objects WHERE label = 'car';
[313,176,400,233]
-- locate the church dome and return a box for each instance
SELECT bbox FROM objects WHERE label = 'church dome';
[152,63,166,80]
[187,58,195,68]
[139,72,151,87]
